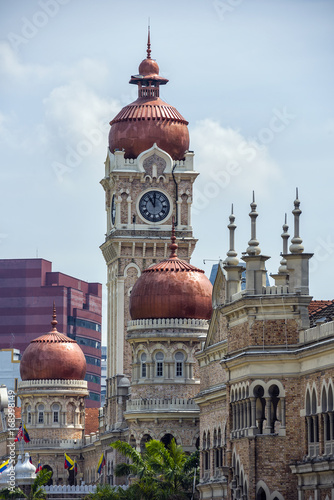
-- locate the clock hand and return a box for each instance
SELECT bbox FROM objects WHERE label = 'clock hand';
[153,193,156,207]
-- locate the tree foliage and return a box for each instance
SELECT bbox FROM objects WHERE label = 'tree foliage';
[104,438,199,500]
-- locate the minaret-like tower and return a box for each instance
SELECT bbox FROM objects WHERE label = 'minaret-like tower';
[100,33,198,430]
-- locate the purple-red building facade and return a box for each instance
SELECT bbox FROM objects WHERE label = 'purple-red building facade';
[0,258,102,408]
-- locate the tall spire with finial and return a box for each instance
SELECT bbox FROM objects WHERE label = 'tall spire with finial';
[289,188,304,254]
[246,191,261,256]
[147,20,151,59]
[224,204,239,266]
[278,213,289,273]
[169,217,178,258]
[51,301,58,332]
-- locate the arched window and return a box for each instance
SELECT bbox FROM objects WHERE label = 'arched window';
[38,404,44,424]
[130,434,136,448]
[141,353,147,378]
[27,405,31,424]
[140,434,152,454]
[161,433,175,448]
[257,488,267,500]
[268,384,280,433]
[175,352,184,377]
[155,352,164,377]
[254,386,265,434]
[52,403,60,423]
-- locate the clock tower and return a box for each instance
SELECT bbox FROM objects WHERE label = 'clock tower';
[100,32,198,429]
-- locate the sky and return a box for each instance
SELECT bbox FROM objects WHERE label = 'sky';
[0,0,333,343]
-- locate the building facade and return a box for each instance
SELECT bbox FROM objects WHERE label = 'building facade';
[0,35,333,500]
[0,258,102,407]
[195,200,334,499]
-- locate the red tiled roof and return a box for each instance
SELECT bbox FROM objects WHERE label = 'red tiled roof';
[308,300,334,315]
[15,407,21,419]
[85,408,99,435]
[110,98,188,125]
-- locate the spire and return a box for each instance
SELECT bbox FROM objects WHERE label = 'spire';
[224,204,239,266]
[147,21,151,59]
[246,191,261,256]
[289,188,304,254]
[169,217,178,258]
[278,213,289,273]
[51,301,58,331]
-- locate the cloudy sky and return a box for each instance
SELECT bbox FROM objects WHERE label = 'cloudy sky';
[0,0,333,342]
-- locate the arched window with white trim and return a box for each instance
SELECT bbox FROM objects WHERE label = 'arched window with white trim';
[52,403,60,423]
[38,404,44,424]
[141,353,147,378]
[175,352,184,377]
[155,352,164,377]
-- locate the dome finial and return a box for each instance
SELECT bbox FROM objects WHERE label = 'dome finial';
[169,217,178,258]
[278,213,290,273]
[224,204,239,266]
[51,301,58,331]
[289,188,304,254]
[246,191,261,255]
[147,20,151,59]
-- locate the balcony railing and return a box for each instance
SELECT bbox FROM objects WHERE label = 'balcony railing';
[126,398,199,413]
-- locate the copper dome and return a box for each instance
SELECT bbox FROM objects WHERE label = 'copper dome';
[129,229,213,321]
[20,306,86,381]
[108,32,189,160]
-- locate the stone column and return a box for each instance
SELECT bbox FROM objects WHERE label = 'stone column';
[281,398,286,428]
[323,413,328,453]
[264,398,272,434]
[232,404,236,436]
[127,195,132,225]
[250,398,257,429]
[319,413,324,454]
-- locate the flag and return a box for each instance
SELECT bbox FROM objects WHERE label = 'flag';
[96,453,105,474]
[14,425,23,442]
[64,453,74,470]
[74,460,77,474]
[0,459,11,474]
[23,424,30,443]
[29,456,32,464]
[36,460,42,473]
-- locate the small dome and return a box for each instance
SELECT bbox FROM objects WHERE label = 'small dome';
[20,306,86,381]
[119,376,130,387]
[138,57,159,76]
[15,454,36,479]
[129,230,213,321]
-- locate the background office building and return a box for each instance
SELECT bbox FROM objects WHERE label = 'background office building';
[0,259,102,407]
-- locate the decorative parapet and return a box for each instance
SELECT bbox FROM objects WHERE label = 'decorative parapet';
[18,379,88,390]
[84,433,100,445]
[125,397,199,413]
[45,484,97,495]
[127,317,209,332]
[26,438,83,449]
[300,320,334,344]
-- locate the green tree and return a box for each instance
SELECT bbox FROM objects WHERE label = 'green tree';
[84,483,121,500]
[0,487,25,499]
[109,439,199,500]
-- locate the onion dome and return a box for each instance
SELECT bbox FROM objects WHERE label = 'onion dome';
[109,28,189,160]
[20,305,86,381]
[129,226,213,320]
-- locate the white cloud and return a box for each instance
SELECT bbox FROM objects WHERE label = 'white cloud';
[190,119,281,214]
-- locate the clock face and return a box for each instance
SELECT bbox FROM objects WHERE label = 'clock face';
[111,194,116,225]
[139,191,170,222]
